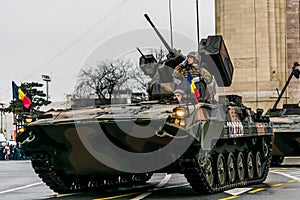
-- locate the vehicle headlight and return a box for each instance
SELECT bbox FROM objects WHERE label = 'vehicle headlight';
[25,118,33,123]
[174,107,186,119]
[19,127,25,133]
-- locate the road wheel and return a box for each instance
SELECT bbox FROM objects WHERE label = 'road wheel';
[216,153,226,186]
[236,152,245,181]
[255,151,262,177]
[262,137,269,158]
[204,155,214,187]
[246,152,254,179]
[227,152,236,183]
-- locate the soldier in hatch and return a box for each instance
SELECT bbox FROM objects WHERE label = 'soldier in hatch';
[173,51,212,102]
[173,89,185,103]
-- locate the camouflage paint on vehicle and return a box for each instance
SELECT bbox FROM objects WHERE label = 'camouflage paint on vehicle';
[17,14,273,194]
[268,104,300,165]
[266,62,300,165]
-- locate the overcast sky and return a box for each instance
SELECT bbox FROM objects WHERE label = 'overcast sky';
[0,0,215,104]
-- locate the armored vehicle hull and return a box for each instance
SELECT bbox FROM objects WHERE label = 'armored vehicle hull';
[18,97,273,194]
[266,62,300,165]
[268,104,300,165]
[17,14,273,194]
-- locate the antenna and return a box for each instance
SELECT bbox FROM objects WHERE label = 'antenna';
[196,0,200,51]
[169,0,174,48]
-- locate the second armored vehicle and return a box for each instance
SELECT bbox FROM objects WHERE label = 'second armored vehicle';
[267,62,300,165]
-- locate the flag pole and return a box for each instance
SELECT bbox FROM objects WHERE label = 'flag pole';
[196,0,200,51]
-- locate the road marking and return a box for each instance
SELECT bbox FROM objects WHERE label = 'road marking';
[130,173,172,200]
[272,183,283,187]
[219,196,239,200]
[269,168,291,172]
[248,188,264,194]
[95,180,187,200]
[155,174,172,188]
[288,179,297,183]
[0,182,43,194]
[224,188,253,196]
[162,183,189,189]
[48,193,79,198]
[271,170,300,182]
[128,192,152,200]
[94,192,140,200]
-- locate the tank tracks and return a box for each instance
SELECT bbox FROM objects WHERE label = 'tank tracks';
[30,154,152,193]
[29,135,272,195]
[179,135,272,194]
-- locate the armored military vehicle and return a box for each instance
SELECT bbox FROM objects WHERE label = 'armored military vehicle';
[266,62,300,166]
[16,14,273,194]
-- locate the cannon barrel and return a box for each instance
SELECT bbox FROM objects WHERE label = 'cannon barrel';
[272,62,300,109]
[144,14,175,56]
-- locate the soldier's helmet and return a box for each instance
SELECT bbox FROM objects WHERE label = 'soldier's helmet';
[174,89,184,95]
[187,51,200,63]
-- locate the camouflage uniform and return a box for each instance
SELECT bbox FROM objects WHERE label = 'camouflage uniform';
[173,51,212,102]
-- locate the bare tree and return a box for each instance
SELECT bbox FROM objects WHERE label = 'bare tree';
[129,63,150,92]
[75,59,131,101]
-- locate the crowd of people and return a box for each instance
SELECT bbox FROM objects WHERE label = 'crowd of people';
[0,143,27,160]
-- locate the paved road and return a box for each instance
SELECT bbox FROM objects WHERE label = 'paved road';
[1,158,300,200]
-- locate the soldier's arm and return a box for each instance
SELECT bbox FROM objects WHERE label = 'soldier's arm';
[200,68,212,84]
[173,63,184,78]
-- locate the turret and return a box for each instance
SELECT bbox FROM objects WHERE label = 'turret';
[139,14,235,101]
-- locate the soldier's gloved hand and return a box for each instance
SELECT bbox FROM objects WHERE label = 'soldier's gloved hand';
[181,59,188,67]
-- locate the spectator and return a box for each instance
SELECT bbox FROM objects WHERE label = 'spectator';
[5,145,10,160]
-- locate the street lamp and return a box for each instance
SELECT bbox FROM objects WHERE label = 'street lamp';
[0,103,3,133]
[42,74,51,101]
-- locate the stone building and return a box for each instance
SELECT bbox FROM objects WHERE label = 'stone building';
[215,0,300,111]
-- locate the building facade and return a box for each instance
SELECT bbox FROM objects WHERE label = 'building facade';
[215,0,300,111]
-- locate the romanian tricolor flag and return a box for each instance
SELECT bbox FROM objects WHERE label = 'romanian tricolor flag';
[187,71,200,103]
[12,81,32,109]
